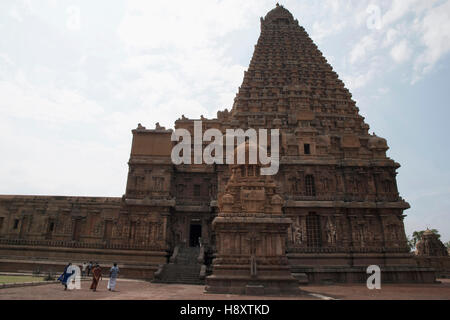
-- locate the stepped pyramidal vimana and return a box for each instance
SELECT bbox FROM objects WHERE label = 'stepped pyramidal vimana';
[0,4,437,293]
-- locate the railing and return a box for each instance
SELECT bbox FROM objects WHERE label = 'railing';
[287,246,410,254]
[0,238,164,251]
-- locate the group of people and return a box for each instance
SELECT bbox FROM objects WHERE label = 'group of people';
[58,262,120,292]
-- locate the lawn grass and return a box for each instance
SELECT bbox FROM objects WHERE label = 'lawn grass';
[0,275,46,284]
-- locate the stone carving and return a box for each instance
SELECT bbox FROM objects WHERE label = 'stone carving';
[292,220,303,245]
[326,217,337,245]
[152,177,164,191]
[155,122,165,130]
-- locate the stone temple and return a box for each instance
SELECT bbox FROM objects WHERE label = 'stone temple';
[0,5,436,290]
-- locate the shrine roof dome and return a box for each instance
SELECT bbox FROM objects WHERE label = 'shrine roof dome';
[264,3,295,24]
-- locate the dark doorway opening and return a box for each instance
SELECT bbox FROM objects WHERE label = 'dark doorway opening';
[45,220,55,240]
[189,224,202,247]
[304,143,311,155]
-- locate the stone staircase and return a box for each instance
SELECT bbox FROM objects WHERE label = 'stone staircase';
[153,247,204,285]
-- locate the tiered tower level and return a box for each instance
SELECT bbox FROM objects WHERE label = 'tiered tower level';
[229,5,408,251]
[0,5,435,283]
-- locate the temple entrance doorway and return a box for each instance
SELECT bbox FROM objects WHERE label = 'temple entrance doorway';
[189,224,202,247]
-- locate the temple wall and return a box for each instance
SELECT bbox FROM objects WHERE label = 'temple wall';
[415,256,450,278]
[0,196,168,279]
[0,196,122,242]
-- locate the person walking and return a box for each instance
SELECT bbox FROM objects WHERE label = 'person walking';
[81,262,87,277]
[87,261,93,276]
[57,263,73,291]
[90,264,102,292]
[107,263,120,292]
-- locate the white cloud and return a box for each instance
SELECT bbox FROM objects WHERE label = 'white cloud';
[343,0,450,86]
[8,5,23,22]
[343,67,377,90]
[117,0,260,50]
[114,0,255,130]
[381,0,415,27]
[349,35,377,64]
[0,72,104,124]
[383,28,399,47]
[391,40,412,63]
[413,0,450,82]
[0,115,128,196]
[311,20,346,41]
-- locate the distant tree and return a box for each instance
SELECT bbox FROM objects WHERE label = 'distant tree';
[411,229,440,249]
[406,235,415,252]
[445,241,450,249]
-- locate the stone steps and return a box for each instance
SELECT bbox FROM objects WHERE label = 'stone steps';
[292,272,309,285]
[153,247,204,285]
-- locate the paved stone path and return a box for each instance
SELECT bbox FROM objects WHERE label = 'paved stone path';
[0,278,448,300]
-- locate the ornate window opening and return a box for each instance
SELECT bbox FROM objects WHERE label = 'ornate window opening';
[304,143,311,155]
[305,175,316,196]
[177,184,185,194]
[306,213,322,247]
[152,177,164,191]
[194,184,201,197]
[13,219,19,230]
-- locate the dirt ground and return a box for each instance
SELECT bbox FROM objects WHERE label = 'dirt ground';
[0,278,449,300]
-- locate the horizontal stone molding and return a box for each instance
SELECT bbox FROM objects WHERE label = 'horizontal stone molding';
[280,158,398,167]
[287,247,410,254]
[174,205,211,212]
[124,198,175,207]
[0,238,166,252]
[284,200,410,209]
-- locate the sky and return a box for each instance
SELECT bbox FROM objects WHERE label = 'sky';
[0,0,449,242]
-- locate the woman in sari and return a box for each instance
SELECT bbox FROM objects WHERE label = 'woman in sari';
[90,264,102,292]
[57,263,73,291]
